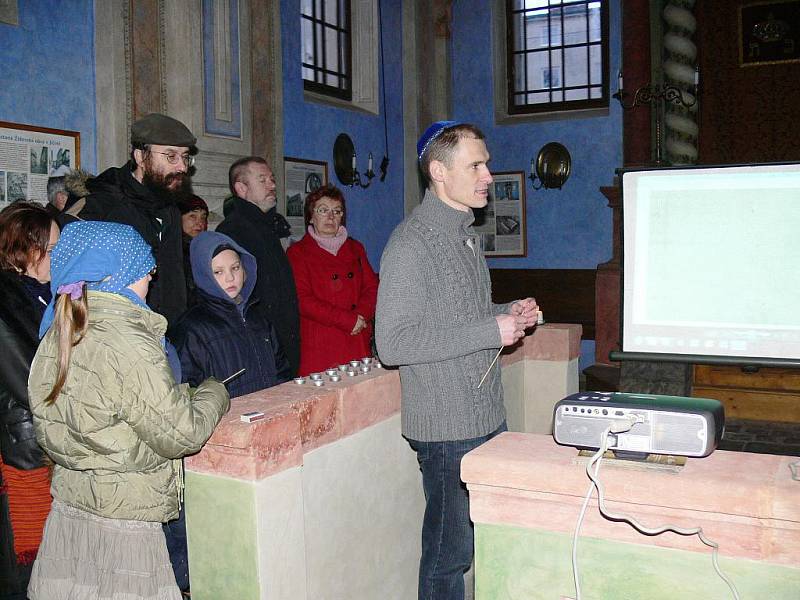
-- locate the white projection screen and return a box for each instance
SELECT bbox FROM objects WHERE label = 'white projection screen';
[617,162,800,367]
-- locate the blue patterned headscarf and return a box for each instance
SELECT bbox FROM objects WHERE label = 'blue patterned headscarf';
[39,221,155,338]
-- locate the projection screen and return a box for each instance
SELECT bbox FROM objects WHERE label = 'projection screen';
[616,162,800,367]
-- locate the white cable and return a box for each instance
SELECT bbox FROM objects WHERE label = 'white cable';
[571,419,740,600]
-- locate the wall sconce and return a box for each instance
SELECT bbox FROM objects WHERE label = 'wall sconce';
[333,133,388,189]
[529,142,572,190]
[613,69,699,166]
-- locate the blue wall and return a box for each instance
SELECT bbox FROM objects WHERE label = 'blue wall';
[281,0,405,269]
[0,0,97,173]
[450,1,624,369]
[451,1,622,270]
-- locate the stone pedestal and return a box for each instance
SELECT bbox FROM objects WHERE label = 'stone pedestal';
[501,324,582,434]
[462,433,800,599]
[184,326,582,599]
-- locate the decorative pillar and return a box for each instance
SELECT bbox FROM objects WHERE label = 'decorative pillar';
[250,0,284,181]
[663,0,699,165]
[128,0,167,120]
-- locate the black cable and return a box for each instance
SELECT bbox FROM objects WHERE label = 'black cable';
[378,0,390,181]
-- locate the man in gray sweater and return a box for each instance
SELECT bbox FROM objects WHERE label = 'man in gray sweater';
[376,121,538,600]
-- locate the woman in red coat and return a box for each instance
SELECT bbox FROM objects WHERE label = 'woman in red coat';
[287,185,379,376]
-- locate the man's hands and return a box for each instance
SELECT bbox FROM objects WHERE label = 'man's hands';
[496,297,540,346]
[351,314,367,335]
[510,297,539,328]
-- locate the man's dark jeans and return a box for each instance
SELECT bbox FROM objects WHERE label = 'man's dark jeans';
[408,422,507,600]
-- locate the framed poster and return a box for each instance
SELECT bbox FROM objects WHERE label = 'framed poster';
[474,171,527,257]
[284,156,328,236]
[739,0,800,66]
[0,121,80,208]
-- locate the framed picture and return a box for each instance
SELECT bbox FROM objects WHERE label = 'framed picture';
[0,120,80,208]
[284,156,328,234]
[474,171,527,257]
[739,0,800,67]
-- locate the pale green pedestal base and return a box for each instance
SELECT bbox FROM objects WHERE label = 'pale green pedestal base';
[475,524,800,600]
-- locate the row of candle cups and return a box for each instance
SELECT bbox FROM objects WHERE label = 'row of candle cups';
[293,357,382,386]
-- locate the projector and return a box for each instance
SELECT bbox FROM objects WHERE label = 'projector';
[553,392,724,458]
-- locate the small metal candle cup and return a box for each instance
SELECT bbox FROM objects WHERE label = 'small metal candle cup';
[312,379,325,387]
[346,370,357,377]
[349,360,360,368]
[325,368,338,377]
[338,364,349,372]
[293,377,306,385]
[329,374,341,382]
[361,357,373,366]
[360,365,370,374]
[309,373,323,381]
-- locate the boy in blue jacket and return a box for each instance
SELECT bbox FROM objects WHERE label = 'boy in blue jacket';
[170,230,291,399]
[165,230,291,592]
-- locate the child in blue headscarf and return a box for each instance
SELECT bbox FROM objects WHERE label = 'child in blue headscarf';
[27,221,230,600]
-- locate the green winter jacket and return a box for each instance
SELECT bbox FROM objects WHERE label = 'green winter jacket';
[29,291,230,522]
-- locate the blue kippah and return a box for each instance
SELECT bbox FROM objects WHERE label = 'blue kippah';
[417,120,462,161]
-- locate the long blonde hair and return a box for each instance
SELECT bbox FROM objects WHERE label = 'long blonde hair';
[43,286,89,405]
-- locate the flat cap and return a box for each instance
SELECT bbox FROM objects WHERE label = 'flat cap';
[131,113,197,147]
[417,120,462,161]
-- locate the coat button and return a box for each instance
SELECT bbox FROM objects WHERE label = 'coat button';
[347,272,354,278]
[332,273,338,280]
[351,304,356,309]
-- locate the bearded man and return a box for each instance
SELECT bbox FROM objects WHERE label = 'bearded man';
[68,113,196,325]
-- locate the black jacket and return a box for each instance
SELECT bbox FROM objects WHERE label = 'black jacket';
[0,271,48,471]
[216,198,300,375]
[169,291,291,399]
[168,231,291,398]
[77,163,187,326]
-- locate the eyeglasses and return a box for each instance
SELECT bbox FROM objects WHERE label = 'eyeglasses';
[314,206,344,217]
[150,151,195,168]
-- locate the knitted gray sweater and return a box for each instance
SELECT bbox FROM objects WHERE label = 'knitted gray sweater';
[376,190,510,442]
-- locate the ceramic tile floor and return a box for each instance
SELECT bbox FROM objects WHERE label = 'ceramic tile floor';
[718,419,800,457]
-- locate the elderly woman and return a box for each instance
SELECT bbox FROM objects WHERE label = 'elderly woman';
[0,202,59,599]
[287,185,379,375]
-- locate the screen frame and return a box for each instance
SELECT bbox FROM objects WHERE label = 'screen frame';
[613,160,800,369]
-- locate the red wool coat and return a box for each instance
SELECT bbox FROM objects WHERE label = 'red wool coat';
[287,235,379,376]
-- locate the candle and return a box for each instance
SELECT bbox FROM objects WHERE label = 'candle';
[530,158,535,174]
[368,152,373,172]
[617,70,623,91]
[694,67,699,86]
[351,153,356,170]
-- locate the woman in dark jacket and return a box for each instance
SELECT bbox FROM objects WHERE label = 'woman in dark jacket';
[177,194,209,308]
[169,230,292,399]
[0,202,59,600]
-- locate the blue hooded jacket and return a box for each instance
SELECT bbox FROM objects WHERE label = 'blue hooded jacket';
[168,231,291,398]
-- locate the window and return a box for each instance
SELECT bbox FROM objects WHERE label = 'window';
[506,0,608,115]
[301,0,352,100]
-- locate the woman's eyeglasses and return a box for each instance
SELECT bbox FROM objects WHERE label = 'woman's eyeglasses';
[314,206,343,217]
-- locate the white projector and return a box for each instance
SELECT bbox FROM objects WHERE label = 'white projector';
[553,392,725,458]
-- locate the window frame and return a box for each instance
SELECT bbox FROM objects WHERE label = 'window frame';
[504,0,610,116]
[301,0,353,102]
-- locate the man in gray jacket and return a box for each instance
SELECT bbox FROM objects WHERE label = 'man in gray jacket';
[376,121,538,600]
